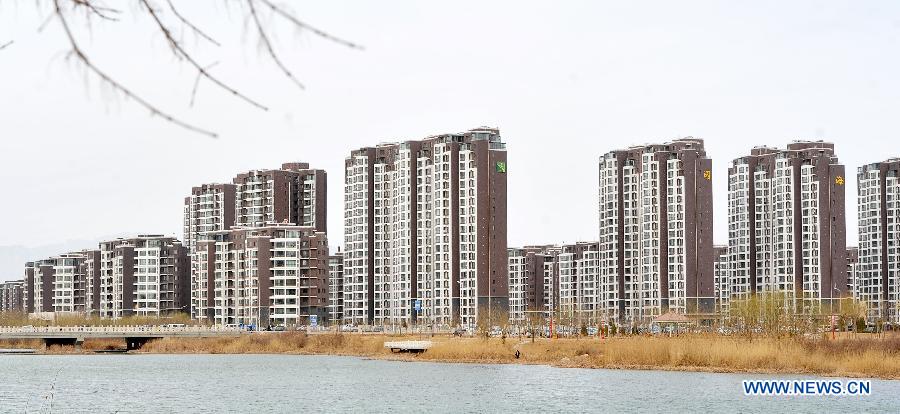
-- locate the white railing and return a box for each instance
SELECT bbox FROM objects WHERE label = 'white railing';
[0,326,242,334]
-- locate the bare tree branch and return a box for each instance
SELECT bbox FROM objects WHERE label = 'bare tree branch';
[247,0,304,90]
[31,0,363,137]
[53,0,218,137]
[259,0,364,50]
[37,9,57,33]
[165,0,221,47]
[71,0,120,21]
[190,61,220,107]
[139,0,268,111]
[0,40,12,51]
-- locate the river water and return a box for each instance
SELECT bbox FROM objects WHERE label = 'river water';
[1,354,897,413]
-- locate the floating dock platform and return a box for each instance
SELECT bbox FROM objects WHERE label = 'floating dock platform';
[384,341,432,353]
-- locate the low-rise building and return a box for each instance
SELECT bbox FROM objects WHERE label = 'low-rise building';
[98,235,190,319]
[0,280,25,312]
[196,224,328,327]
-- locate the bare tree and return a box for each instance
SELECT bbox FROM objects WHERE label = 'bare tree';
[838,297,867,334]
[14,0,362,137]
[524,311,544,343]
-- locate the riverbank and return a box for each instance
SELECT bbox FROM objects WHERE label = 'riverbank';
[405,334,900,379]
[3,333,898,379]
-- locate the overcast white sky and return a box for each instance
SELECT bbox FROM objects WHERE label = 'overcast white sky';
[2,1,899,280]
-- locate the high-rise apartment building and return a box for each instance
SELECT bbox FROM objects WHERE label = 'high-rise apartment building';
[727,141,847,313]
[23,262,37,313]
[506,248,528,323]
[599,138,714,325]
[0,280,24,312]
[233,163,327,231]
[328,252,344,325]
[98,236,189,319]
[557,242,601,324]
[26,258,61,314]
[49,253,86,313]
[846,247,859,300]
[80,249,102,316]
[195,225,328,326]
[183,183,236,254]
[508,242,603,326]
[184,183,236,320]
[24,253,92,315]
[186,162,328,322]
[507,246,558,323]
[857,158,900,323]
[22,245,174,319]
[713,245,729,315]
[344,127,508,327]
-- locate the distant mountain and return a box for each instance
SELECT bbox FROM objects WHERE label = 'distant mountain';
[0,235,125,282]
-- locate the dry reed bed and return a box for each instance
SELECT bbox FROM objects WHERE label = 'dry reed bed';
[140,332,385,356]
[4,333,898,379]
[338,334,900,379]
[545,335,900,379]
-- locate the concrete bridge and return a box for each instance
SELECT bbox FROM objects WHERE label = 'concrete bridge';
[0,326,242,350]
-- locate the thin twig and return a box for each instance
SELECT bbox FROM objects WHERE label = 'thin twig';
[247,0,304,90]
[54,0,218,137]
[190,61,219,107]
[72,0,119,14]
[0,40,12,50]
[43,0,362,138]
[259,0,364,50]
[165,0,221,47]
[139,0,268,111]
[71,0,121,21]
[37,10,56,33]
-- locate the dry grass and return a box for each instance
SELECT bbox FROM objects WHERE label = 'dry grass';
[82,338,126,351]
[7,331,898,379]
[0,338,42,349]
[140,332,385,356]
[420,338,517,363]
[521,334,900,379]
[388,334,900,379]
